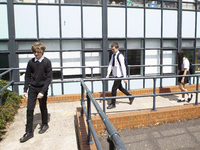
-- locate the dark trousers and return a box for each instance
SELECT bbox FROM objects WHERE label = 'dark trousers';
[26,86,48,133]
[111,79,131,104]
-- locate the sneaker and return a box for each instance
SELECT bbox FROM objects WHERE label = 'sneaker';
[177,98,185,102]
[188,94,193,103]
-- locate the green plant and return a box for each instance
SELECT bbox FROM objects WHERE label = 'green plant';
[0,79,21,137]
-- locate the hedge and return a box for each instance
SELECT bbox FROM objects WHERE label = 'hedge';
[0,79,21,137]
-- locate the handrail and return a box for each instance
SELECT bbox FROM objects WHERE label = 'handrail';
[81,79,127,150]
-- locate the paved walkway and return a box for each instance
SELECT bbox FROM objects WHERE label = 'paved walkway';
[0,101,81,150]
[0,93,198,150]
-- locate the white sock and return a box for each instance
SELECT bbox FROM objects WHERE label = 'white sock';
[188,94,191,99]
[181,98,185,101]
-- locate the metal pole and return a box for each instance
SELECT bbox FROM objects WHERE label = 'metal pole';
[107,136,116,150]
[195,75,199,106]
[103,80,106,113]
[50,83,54,97]
[152,77,157,111]
[91,67,94,93]
[81,83,84,116]
[87,94,93,145]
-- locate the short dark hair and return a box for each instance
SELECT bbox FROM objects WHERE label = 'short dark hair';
[111,42,119,49]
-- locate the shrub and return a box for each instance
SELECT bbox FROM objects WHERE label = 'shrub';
[0,79,21,137]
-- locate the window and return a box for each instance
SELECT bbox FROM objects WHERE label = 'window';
[182,2,195,10]
[62,40,81,50]
[108,0,125,5]
[127,50,143,75]
[163,50,176,74]
[182,40,194,47]
[85,52,102,77]
[84,40,102,49]
[40,40,60,51]
[17,41,35,50]
[82,0,101,5]
[163,40,177,48]
[13,0,36,3]
[0,4,8,39]
[145,0,161,8]
[195,49,200,71]
[108,40,125,49]
[0,42,8,51]
[61,0,80,4]
[145,39,160,48]
[163,2,178,9]
[0,54,9,80]
[127,39,144,49]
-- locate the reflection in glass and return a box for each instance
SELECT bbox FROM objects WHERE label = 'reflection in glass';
[145,39,160,48]
[127,39,143,49]
[163,40,177,48]
[109,40,125,48]
[198,4,200,10]
[145,0,161,8]
[182,40,194,47]
[131,0,143,7]
[38,0,58,3]
[40,40,60,51]
[182,3,195,10]
[0,42,8,50]
[61,0,80,4]
[0,0,7,2]
[163,50,176,74]
[18,41,35,50]
[127,50,143,75]
[13,0,36,2]
[82,0,101,5]
[195,49,200,71]
[85,41,102,49]
[62,40,81,50]
[197,40,200,48]
[108,0,125,6]
[163,2,177,9]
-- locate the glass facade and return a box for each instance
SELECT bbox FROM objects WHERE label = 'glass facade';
[1,0,200,95]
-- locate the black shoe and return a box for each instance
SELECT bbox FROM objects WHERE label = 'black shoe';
[107,103,116,109]
[19,132,33,143]
[39,124,49,134]
[177,99,185,102]
[188,94,193,103]
[129,97,134,105]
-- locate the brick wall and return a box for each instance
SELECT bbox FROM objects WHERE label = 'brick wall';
[20,84,198,105]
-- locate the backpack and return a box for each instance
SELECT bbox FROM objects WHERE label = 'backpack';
[189,63,195,74]
[116,52,128,69]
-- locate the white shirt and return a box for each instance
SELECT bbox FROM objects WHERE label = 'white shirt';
[181,57,190,71]
[107,51,127,78]
[35,55,44,62]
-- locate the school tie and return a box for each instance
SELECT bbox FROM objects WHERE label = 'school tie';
[112,54,116,67]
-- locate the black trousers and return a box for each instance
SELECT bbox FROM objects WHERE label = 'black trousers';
[26,85,48,133]
[111,79,131,104]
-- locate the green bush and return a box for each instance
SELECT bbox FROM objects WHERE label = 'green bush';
[0,79,21,137]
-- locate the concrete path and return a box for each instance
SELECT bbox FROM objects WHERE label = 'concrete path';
[0,101,81,150]
[0,93,198,150]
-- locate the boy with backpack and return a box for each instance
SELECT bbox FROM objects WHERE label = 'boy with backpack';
[106,42,134,109]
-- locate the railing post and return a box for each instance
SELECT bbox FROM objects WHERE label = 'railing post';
[81,82,84,116]
[194,75,199,106]
[107,136,116,150]
[128,66,130,91]
[102,80,106,113]
[50,83,54,97]
[87,94,93,145]
[152,77,157,111]
[91,67,94,93]
[0,92,2,106]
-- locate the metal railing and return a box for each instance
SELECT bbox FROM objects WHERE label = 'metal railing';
[81,79,127,150]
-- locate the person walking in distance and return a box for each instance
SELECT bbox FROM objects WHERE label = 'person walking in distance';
[20,42,52,142]
[106,42,134,109]
[177,50,193,102]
